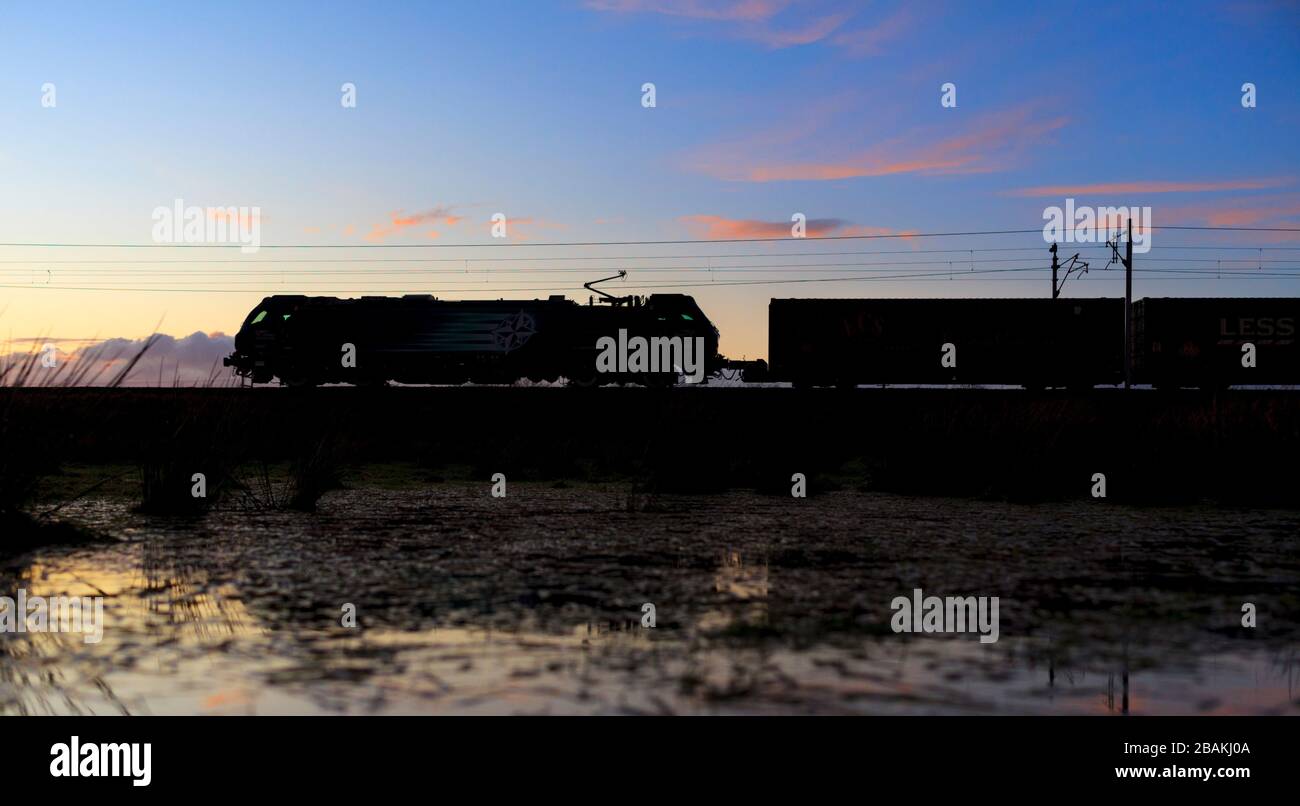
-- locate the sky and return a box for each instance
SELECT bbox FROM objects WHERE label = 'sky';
[1,0,1298,378]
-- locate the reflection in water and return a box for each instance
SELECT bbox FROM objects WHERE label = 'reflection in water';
[1,489,1298,715]
[0,534,262,715]
[1107,670,1129,715]
[140,538,257,643]
[700,549,770,634]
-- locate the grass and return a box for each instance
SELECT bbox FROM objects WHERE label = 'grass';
[0,334,353,547]
[0,337,162,554]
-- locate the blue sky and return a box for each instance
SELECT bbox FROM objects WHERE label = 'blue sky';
[1,0,1298,364]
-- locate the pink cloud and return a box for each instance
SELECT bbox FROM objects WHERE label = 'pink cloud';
[3,332,238,387]
[1008,178,1293,197]
[686,105,1068,182]
[1162,193,1300,228]
[584,0,789,22]
[830,5,914,56]
[746,10,852,47]
[585,0,860,49]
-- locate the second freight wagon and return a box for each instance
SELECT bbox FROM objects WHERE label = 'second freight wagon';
[768,298,1125,389]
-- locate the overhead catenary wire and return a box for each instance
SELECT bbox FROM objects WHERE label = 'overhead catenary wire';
[4,257,1300,278]
[0,247,1112,264]
[1,225,1296,294]
[0,229,1052,248]
[3,244,1300,267]
[0,266,1069,293]
[1,223,1296,250]
[2,247,1298,279]
[0,257,1097,276]
[5,264,1300,294]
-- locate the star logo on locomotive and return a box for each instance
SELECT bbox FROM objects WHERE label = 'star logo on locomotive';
[491,311,537,353]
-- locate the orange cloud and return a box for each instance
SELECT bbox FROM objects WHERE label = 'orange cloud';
[205,208,261,227]
[681,214,834,239]
[687,106,1068,182]
[1008,178,1293,197]
[366,206,465,242]
[679,214,916,240]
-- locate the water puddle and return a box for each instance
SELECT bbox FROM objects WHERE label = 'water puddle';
[2,489,1297,714]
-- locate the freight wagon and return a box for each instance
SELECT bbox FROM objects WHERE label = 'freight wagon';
[1135,298,1300,388]
[768,298,1124,389]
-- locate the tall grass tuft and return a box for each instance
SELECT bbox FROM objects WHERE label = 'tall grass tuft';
[1,336,159,552]
[134,377,247,515]
[227,433,346,513]
[287,436,346,512]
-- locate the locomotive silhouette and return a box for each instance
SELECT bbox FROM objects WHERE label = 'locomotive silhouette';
[225,277,1298,389]
[224,273,722,387]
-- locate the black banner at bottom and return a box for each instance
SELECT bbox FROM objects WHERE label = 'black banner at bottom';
[5,716,1289,795]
